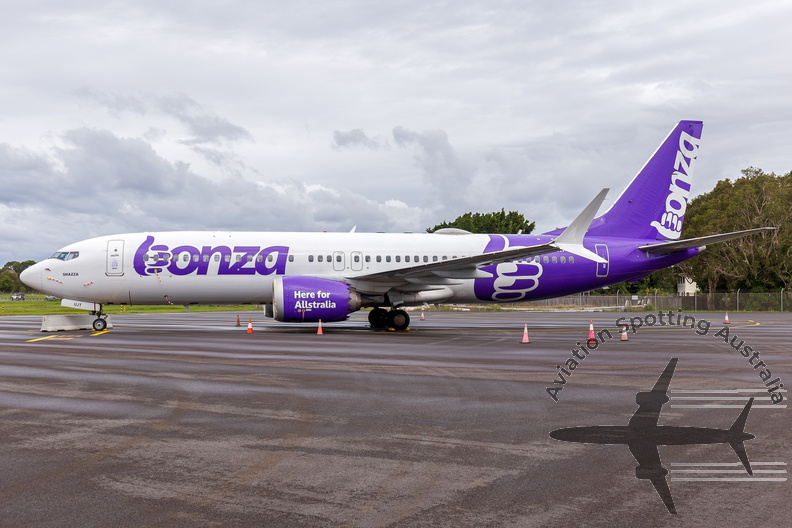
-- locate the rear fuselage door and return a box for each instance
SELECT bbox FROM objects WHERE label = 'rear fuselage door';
[594,244,609,277]
[106,240,125,276]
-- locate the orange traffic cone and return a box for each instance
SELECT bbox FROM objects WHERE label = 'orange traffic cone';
[420,310,425,321]
[620,325,629,341]
[587,320,598,346]
[724,312,730,324]
[246,319,254,333]
[521,324,530,343]
[317,319,323,335]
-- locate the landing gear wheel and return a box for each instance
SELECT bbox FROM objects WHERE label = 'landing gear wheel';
[368,308,389,328]
[387,309,410,331]
[92,318,107,331]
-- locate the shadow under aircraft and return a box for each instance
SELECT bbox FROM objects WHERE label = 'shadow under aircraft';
[549,358,755,514]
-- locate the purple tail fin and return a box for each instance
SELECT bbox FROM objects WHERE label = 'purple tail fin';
[587,120,703,240]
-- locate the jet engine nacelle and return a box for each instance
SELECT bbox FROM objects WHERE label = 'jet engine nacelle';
[272,276,361,323]
[635,464,668,480]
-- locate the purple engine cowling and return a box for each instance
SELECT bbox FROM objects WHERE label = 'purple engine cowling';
[272,277,362,322]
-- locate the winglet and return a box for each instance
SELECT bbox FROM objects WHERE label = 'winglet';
[730,440,754,476]
[552,188,610,263]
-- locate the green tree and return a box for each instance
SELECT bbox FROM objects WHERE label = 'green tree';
[0,269,20,293]
[680,167,792,298]
[3,260,36,275]
[1,261,37,293]
[427,209,535,234]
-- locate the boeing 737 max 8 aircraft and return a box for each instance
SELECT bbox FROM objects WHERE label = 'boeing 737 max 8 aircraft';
[20,121,772,331]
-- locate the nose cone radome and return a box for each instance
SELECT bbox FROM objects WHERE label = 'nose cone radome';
[20,263,43,292]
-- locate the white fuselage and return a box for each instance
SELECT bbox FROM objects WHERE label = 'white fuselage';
[24,231,515,306]
[21,229,696,311]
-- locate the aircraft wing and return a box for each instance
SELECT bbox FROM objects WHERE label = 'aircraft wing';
[638,227,775,254]
[628,358,677,430]
[345,189,610,287]
[347,240,567,284]
[628,442,677,515]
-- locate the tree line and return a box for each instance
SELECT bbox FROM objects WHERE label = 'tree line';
[1,261,36,293]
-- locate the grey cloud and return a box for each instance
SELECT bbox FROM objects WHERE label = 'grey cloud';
[0,128,424,262]
[73,88,149,115]
[392,126,474,211]
[190,146,246,172]
[76,90,253,147]
[155,93,253,146]
[332,129,382,150]
[5,0,791,262]
[165,104,253,146]
[0,143,58,206]
[57,128,183,197]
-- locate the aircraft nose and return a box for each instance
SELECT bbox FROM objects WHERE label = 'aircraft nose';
[20,263,43,291]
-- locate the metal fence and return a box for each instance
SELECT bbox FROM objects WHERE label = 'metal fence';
[511,291,792,312]
[679,291,791,312]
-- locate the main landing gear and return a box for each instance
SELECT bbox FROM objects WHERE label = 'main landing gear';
[90,305,109,331]
[368,307,410,331]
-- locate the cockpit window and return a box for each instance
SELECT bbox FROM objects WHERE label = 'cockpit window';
[50,251,79,261]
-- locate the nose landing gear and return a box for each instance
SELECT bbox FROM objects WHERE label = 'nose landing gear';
[90,305,109,331]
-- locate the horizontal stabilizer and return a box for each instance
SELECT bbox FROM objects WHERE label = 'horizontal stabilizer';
[638,228,775,254]
[730,397,754,433]
[729,398,755,475]
[552,188,610,264]
[730,440,753,476]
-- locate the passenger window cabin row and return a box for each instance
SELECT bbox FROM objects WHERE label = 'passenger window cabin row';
[142,252,575,266]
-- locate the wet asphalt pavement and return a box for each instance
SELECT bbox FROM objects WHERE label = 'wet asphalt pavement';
[0,310,789,527]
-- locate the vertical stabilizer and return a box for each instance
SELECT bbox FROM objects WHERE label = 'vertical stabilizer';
[587,120,703,240]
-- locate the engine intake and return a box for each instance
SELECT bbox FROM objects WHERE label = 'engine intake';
[272,277,361,322]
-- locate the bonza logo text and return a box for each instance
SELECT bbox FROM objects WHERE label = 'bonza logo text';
[473,235,543,302]
[134,236,289,276]
[650,130,700,239]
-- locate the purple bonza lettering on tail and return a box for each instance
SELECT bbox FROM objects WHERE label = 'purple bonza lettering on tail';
[473,235,543,301]
[134,236,289,276]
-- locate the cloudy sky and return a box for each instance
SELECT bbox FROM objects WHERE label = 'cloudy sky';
[2,0,790,264]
